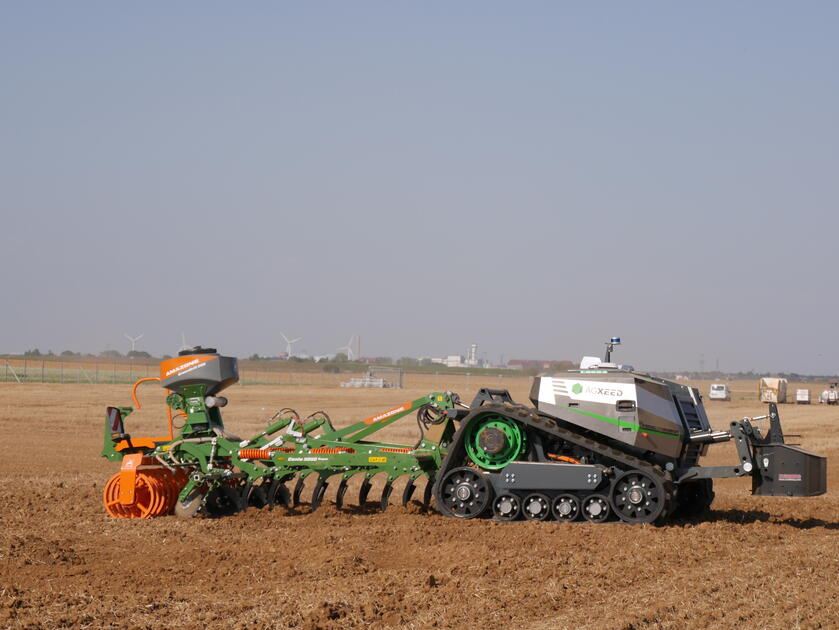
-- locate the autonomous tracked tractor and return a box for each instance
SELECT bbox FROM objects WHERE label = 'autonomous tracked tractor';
[101,340,826,524]
[433,338,827,523]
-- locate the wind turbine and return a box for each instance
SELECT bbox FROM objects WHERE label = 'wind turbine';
[281,332,302,358]
[338,335,355,361]
[124,332,144,353]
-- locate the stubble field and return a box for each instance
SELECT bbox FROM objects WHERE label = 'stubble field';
[1,377,837,629]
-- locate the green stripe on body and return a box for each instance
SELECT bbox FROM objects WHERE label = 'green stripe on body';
[560,406,680,439]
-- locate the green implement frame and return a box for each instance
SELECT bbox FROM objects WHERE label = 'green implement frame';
[101,386,462,517]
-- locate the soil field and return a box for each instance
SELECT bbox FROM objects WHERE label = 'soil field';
[1,381,837,629]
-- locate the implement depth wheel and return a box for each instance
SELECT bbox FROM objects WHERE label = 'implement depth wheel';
[464,414,525,470]
[437,467,493,519]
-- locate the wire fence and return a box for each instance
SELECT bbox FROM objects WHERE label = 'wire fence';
[0,358,524,392]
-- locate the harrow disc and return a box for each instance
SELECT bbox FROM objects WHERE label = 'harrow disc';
[379,482,393,512]
[335,478,350,510]
[310,478,328,513]
[292,477,306,507]
[204,485,243,518]
[175,487,204,518]
[401,478,416,506]
[422,475,435,510]
[267,480,291,509]
[358,478,373,508]
[247,483,269,509]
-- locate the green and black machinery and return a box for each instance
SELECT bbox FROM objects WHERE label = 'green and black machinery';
[101,347,461,518]
[102,342,827,523]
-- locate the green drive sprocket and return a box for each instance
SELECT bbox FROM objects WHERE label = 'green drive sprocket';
[464,414,524,470]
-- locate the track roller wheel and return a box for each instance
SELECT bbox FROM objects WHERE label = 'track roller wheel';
[492,494,521,521]
[401,478,417,506]
[335,478,350,510]
[610,470,668,524]
[522,493,551,521]
[582,494,611,523]
[310,478,328,513]
[436,467,492,519]
[552,494,581,522]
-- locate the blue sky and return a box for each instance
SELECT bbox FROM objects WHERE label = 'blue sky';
[1,3,837,372]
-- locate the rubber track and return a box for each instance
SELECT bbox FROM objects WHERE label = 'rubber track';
[449,401,672,490]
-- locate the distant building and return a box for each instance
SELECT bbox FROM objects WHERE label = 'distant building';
[506,359,575,372]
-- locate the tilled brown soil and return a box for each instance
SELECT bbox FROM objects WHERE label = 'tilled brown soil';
[1,383,837,629]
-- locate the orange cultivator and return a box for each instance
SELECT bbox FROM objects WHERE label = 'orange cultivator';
[103,454,188,519]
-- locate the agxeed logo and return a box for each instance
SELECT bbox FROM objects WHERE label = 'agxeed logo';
[573,383,624,397]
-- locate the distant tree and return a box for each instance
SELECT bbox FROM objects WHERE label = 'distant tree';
[248,353,261,361]
[334,352,348,363]
[24,348,41,357]
[127,350,151,359]
[420,358,435,367]
[60,350,76,356]
[397,357,419,367]
[47,350,55,356]
[100,350,122,358]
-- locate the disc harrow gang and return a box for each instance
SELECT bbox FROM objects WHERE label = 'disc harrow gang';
[100,346,827,524]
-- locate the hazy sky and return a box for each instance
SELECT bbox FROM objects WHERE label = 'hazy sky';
[1,3,837,373]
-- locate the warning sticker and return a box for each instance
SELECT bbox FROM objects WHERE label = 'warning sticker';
[368,456,387,463]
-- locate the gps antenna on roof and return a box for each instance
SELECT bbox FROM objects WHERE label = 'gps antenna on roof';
[604,337,621,363]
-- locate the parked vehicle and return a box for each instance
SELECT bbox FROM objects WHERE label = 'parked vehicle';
[709,383,731,401]
[820,384,839,405]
